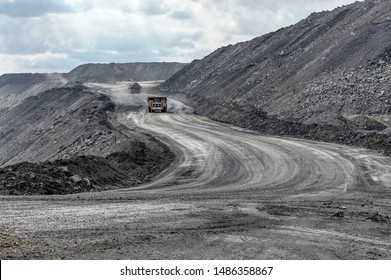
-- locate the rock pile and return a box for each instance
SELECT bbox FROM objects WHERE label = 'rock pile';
[160,0,391,155]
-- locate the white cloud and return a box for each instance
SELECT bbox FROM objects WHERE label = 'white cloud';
[0,0,360,74]
[0,52,77,73]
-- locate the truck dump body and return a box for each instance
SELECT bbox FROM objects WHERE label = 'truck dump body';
[147,97,167,113]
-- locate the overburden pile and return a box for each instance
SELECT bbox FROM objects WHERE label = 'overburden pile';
[160,0,391,155]
[0,85,174,195]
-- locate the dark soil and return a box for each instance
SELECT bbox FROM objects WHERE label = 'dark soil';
[0,84,175,195]
[67,62,187,83]
[0,146,174,195]
[159,0,391,156]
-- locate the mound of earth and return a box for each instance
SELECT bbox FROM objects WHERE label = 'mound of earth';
[0,84,174,195]
[0,147,174,196]
[0,73,68,109]
[160,0,391,155]
[0,62,187,112]
[67,62,187,83]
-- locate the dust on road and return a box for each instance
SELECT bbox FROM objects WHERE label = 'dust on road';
[1,82,390,259]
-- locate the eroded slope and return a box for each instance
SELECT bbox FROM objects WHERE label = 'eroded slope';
[67,62,187,83]
[160,0,391,154]
[0,85,174,195]
[0,73,68,109]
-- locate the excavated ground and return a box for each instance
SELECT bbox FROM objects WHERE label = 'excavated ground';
[158,0,391,157]
[1,82,390,260]
[0,85,174,195]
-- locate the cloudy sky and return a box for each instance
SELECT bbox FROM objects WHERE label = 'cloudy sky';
[0,0,359,74]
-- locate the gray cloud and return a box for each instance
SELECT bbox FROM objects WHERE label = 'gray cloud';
[0,0,75,17]
[170,10,193,20]
[0,0,359,74]
[139,0,168,16]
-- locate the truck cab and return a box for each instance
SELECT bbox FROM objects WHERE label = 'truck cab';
[148,97,167,113]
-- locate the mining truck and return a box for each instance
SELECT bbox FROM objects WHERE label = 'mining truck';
[147,97,167,113]
[129,82,142,94]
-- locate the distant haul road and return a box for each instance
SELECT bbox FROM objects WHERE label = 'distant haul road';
[1,82,391,259]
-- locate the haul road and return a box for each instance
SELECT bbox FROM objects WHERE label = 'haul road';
[0,82,390,259]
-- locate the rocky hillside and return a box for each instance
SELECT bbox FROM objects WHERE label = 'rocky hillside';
[160,0,391,154]
[0,61,188,195]
[0,73,68,109]
[0,85,174,195]
[67,62,187,83]
[0,62,187,110]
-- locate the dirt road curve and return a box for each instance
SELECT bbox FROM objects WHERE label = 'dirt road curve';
[1,83,391,259]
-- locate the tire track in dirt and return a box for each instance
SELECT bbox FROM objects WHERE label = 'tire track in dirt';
[1,82,391,259]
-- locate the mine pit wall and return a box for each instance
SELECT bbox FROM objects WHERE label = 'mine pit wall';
[158,0,391,157]
[0,85,175,195]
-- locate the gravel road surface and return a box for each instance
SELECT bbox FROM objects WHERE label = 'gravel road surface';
[1,82,390,259]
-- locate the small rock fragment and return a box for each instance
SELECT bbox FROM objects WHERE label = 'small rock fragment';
[332,211,344,218]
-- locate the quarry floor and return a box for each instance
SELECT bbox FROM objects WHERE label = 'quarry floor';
[1,82,391,259]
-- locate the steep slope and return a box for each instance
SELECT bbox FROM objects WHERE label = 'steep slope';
[160,0,391,154]
[67,62,187,83]
[0,61,190,195]
[0,85,174,194]
[0,73,68,109]
[0,85,115,166]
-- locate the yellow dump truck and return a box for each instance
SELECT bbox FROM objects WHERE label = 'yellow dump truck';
[147,97,167,113]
